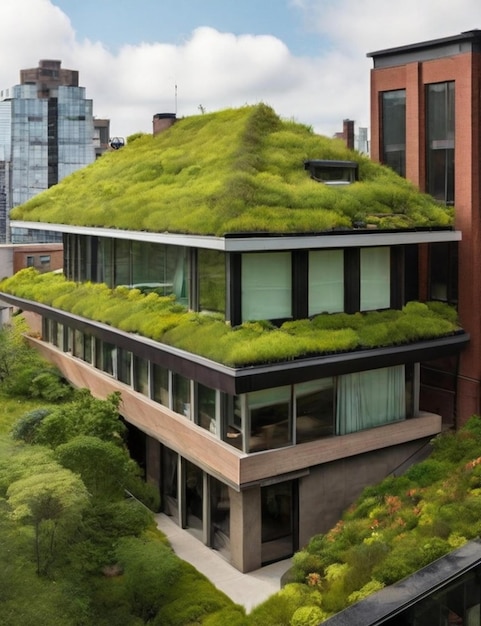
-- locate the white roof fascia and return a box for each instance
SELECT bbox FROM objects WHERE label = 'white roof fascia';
[10,220,461,252]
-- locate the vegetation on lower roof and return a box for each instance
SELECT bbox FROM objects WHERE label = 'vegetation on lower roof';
[0,269,461,367]
[250,416,481,624]
[11,104,453,235]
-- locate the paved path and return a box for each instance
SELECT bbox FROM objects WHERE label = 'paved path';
[155,513,292,612]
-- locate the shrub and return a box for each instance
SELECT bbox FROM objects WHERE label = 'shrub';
[290,605,328,626]
[116,537,182,621]
[11,407,52,443]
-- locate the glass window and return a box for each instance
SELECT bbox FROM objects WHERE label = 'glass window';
[336,365,405,435]
[426,81,455,205]
[117,348,132,386]
[114,239,131,285]
[152,364,169,406]
[429,242,458,304]
[197,384,217,433]
[173,373,191,418]
[261,481,294,563]
[242,252,292,321]
[198,249,226,315]
[26,255,34,267]
[162,447,179,522]
[309,250,344,315]
[360,247,390,311]
[248,386,291,452]
[133,355,150,396]
[210,477,230,557]
[295,379,334,443]
[381,89,406,177]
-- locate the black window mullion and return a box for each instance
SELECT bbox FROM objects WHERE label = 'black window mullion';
[344,248,360,313]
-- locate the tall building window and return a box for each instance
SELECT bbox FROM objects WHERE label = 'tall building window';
[381,89,406,176]
[426,81,455,205]
[241,252,292,321]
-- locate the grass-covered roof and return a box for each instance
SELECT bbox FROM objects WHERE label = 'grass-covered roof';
[11,104,453,235]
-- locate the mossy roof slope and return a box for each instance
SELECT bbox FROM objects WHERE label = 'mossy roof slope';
[11,104,453,235]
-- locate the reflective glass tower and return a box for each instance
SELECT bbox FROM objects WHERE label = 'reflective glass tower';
[0,60,96,242]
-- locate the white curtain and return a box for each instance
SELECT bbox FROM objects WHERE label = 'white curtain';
[242,252,291,321]
[336,365,405,435]
[360,247,391,311]
[308,249,344,315]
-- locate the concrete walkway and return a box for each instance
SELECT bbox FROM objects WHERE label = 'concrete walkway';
[155,513,292,612]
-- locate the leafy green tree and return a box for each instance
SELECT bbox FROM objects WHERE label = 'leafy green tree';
[34,389,125,448]
[56,435,140,500]
[7,460,89,575]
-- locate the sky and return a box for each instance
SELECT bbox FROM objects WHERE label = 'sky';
[2,0,481,139]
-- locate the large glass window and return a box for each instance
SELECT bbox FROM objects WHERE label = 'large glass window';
[261,480,295,563]
[429,242,458,304]
[198,249,226,315]
[162,447,179,522]
[248,386,291,452]
[242,252,292,321]
[336,365,405,435]
[360,247,391,311]
[426,81,455,205]
[197,384,217,433]
[295,379,334,443]
[133,355,150,396]
[117,348,132,386]
[308,250,344,315]
[173,373,191,418]
[381,89,406,177]
[152,364,169,406]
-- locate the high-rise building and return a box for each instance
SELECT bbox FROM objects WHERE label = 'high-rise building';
[0,60,98,242]
[368,29,481,426]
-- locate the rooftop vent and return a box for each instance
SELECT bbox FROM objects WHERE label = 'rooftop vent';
[304,159,358,186]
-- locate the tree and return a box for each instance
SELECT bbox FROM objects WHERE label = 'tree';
[34,389,125,449]
[56,436,139,500]
[7,462,89,575]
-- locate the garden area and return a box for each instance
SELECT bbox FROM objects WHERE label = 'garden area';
[2,315,481,624]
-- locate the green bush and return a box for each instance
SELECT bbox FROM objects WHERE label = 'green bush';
[116,537,182,621]
[11,407,51,443]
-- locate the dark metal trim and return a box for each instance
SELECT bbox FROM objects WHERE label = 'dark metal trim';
[2,292,469,396]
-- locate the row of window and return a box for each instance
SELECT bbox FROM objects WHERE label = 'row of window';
[381,81,455,205]
[64,234,400,325]
[43,317,418,454]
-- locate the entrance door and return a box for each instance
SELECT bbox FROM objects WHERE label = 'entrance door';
[261,480,297,565]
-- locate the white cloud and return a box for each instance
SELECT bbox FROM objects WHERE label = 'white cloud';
[2,0,481,140]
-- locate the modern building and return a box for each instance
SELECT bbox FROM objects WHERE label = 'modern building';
[0,104,468,572]
[0,60,105,243]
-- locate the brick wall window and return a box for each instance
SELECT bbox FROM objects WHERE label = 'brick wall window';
[426,81,455,205]
[381,89,406,177]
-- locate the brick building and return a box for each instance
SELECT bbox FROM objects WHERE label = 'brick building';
[368,30,481,425]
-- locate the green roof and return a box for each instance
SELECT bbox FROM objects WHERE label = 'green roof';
[11,104,453,235]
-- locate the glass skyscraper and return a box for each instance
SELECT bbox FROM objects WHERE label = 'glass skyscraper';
[0,60,96,243]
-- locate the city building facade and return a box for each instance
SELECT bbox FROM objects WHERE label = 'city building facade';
[0,60,105,243]
[368,30,481,426]
[1,105,468,572]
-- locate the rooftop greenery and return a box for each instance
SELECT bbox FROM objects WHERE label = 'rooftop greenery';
[0,269,461,367]
[249,416,481,624]
[11,104,453,235]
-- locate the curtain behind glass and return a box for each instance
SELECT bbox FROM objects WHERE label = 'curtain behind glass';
[360,247,390,310]
[336,365,405,435]
[309,250,344,315]
[242,252,291,321]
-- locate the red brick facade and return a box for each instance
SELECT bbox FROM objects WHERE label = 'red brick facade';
[369,32,481,424]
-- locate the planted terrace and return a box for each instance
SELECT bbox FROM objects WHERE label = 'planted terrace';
[11,104,452,234]
[0,269,462,368]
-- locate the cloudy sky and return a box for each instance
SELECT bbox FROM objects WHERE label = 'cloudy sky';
[2,0,481,139]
